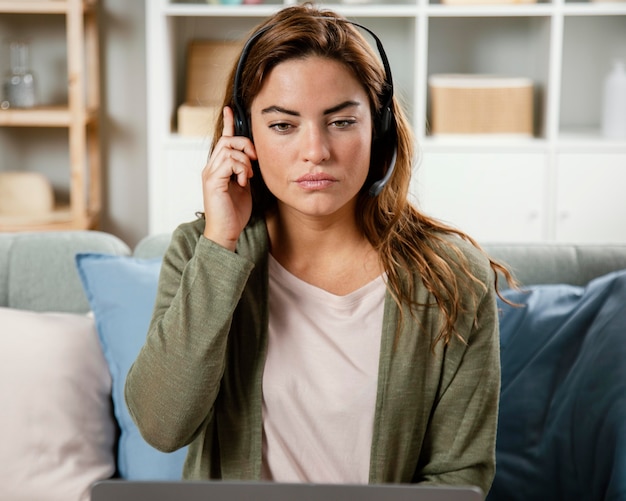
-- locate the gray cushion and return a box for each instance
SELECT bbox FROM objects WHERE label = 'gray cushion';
[0,231,130,313]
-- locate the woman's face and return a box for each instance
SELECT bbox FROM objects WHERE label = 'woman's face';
[250,56,372,221]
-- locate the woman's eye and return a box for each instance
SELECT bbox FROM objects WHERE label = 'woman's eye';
[332,119,356,129]
[270,122,292,132]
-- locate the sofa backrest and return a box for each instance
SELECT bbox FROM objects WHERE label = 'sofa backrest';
[3,229,626,313]
[133,236,626,287]
[484,243,626,287]
[133,233,172,259]
[0,231,130,313]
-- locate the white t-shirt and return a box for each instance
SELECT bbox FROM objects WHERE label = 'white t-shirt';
[261,254,386,484]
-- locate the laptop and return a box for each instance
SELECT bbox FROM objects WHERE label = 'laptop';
[91,480,484,501]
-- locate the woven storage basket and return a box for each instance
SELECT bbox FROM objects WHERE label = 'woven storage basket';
[442,0,536,5]
[429,74,534,136]
[178,39,242,136]
[0,171,54,216]
[185,39,242,106]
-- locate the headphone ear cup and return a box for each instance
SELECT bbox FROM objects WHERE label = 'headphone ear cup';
[233,102,249,138]
[377,105,393,138]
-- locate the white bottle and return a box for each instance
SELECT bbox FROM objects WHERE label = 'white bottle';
[601,60,626,140]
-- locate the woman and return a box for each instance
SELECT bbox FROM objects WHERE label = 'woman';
[125,4,514,495]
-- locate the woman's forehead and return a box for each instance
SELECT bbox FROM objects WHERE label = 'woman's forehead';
[253,57,369,109]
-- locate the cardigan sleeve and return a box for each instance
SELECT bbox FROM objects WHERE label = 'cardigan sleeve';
[414,277,501,496]
[124,222,255,453]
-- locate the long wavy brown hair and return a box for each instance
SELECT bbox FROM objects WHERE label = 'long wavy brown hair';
[211,4,515,346]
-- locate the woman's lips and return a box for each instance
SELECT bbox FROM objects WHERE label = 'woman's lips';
[295,173,337,190]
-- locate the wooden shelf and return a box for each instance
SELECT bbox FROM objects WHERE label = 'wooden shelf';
[0,206,99,232]
[0,106,98,127]
[0,0,101,232]
[0,0,96,15]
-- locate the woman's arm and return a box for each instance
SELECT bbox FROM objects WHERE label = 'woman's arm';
[415,278,501,496]
[124,222,255,452]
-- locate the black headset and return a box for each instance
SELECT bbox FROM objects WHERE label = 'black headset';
[232,18,397,197]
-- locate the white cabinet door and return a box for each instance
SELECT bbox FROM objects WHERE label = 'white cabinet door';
[412,152,546,243]
[556,153,626,244]
[150,141,209,235]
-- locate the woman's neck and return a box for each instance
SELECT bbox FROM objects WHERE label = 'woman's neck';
[265,206,382,296]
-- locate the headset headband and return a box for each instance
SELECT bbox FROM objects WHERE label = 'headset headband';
[232,16,397,197]
[233,17,393,137]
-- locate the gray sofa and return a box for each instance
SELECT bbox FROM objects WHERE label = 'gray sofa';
[2,230,626,500]
[0,230,168,314]
[4,230,626,313]
[0,230,174,501]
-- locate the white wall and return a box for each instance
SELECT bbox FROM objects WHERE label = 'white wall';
[99,0,148,247]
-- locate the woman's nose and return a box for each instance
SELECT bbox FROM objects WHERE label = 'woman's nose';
[301,125,330,165]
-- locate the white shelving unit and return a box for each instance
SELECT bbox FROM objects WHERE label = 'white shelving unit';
[146,0,626,243]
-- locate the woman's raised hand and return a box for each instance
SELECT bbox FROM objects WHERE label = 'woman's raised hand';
[201,106,257,251]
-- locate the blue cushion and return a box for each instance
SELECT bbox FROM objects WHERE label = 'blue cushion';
[75,253,187,480]
[489,271,626,501]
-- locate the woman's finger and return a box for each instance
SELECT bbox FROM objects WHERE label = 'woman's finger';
[222,106,235,137]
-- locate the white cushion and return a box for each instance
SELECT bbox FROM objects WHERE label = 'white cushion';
[0,307,116,501]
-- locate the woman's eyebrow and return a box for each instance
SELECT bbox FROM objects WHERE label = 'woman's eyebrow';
[323,100,360,115]
[261,105,299,116]
[260,100,361,117]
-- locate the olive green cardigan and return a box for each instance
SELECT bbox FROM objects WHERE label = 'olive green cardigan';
[125,217,500,496]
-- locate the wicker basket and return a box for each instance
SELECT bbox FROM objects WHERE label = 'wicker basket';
[177,103,220,137]
[441,0,536,5]
[185,39,242,106]
[0,172,54,216]
[429,74,534,136]
[178,39,243,136]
